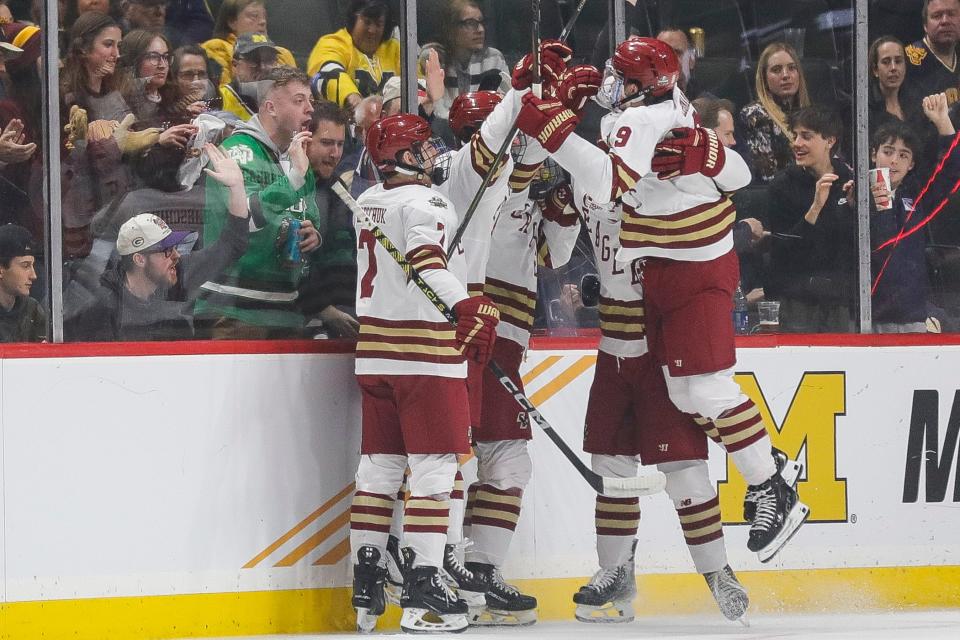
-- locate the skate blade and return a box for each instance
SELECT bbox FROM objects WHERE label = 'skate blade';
[355,607,379,634]
[469,606,537,626]
[400,608,468,634]
[738,613,751,627]
[780,459,803,488]
[758,500,811,563]
[574,600,635,624]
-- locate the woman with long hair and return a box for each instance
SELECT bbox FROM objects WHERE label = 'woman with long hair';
[420,0,508,120]
[739,42,812,183]
[118,28,200,138]
[201,0,295,85]
[60,11,129,122]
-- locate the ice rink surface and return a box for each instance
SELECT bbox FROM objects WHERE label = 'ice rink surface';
[195,610,960,639]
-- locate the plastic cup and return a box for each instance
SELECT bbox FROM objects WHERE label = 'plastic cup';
[757,301,781,334]
[870,167,893,210]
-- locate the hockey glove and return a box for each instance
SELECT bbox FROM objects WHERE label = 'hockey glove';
[651,126,726,180]
[541,183,579,226]
[516,93,579,154]
[511,39,574,91]
[553,64,603,115]
[453,295,501,365]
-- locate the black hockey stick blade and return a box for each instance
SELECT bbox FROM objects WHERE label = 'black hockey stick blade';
[488,361,665,497]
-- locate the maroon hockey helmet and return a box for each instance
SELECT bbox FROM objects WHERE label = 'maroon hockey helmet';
[612,37,680,101]
[448,91,502,143]
[365,113,433,173]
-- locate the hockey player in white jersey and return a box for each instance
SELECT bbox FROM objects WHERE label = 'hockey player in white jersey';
[515,37,808,562]
[569,181,748,624]
[349,113,500,634]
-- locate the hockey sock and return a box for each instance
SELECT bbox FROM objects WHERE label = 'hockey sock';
[404,495,451,568]
[699,399,776,486]
[464,484,523,567]
[350,491,395,558]
[595,496,640,569]
[676,496,727,574]
[446,470,466,545]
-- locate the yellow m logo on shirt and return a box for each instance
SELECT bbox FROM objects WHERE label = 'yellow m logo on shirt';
[718,372,848,523]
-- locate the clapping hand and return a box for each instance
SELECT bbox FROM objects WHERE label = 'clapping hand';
[0,119,37,165]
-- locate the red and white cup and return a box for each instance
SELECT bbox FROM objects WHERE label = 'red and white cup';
[869,167,892,210]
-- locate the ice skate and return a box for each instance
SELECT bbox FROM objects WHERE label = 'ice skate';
[572,541,637,623]
[352,546,388,634]
[464,561,537,626]
[441,543,487,608]
[400,563,469,634]
[744,447,803,522]
[385,534,412,606]
[746,472,810,563]
[704,564,749,624]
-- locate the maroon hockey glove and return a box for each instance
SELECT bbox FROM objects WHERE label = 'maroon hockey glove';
[516,93,579,153]
[511,39,574,91]
[454,295,501,365]
[541,183,579,226]
[651,126,726,180]
[553,64,603,115]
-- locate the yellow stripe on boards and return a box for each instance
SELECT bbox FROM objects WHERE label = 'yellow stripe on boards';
[529,356,597,406]
[2,566,959,639]
[521,355,563,386]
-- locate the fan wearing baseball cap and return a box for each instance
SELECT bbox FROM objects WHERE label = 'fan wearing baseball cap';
[67,143,250,341]
[0,223,45,342]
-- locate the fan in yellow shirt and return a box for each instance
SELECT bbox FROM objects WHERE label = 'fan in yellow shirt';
[307,0,400,113]
[202,0,296,85]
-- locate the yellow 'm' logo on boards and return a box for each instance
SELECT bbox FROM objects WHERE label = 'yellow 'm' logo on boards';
[718,372,847,523]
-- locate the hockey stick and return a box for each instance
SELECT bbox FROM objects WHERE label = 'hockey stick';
[447,0,591,256]
[333,180,665,498]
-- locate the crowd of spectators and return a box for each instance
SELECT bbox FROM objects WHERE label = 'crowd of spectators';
[0,0,959,342]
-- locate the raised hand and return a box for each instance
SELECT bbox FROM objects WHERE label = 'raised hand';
[203,143,243,189]
[288,130,313,180]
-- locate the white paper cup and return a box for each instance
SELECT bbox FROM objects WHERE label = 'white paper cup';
[870,167,893,210]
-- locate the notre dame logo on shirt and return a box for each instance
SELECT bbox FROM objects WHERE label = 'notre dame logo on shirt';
[228,144,254,165]
[428,196,448,209]
[905,44,927,66]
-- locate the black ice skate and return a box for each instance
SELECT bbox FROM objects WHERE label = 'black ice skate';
[400,563,469,634]
[572,541,637,623]
[464,561,538,626]
[385,535,413,605]
[744,447,803,522]
[746,472,810,563]
[703,564,749,625]
[441,543,487,608]
[352,546,388,634]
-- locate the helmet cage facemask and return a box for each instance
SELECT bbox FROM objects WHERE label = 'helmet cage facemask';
[393,135,452,184]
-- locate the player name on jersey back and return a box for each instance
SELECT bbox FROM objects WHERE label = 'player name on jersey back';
[355,183,468,378]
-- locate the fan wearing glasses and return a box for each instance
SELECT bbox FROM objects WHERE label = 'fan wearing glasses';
[68,144,250,341]
[420,0,509,120]
[118,29,198,149]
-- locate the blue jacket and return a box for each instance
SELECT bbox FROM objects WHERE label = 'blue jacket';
[871,135,960,323]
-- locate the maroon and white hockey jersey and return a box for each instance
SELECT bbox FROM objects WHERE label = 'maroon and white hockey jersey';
[551,87,751,263]
[484,176,581,350]
[436,89,522,295]
[354,183,469,378]
[572,181,647,359]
